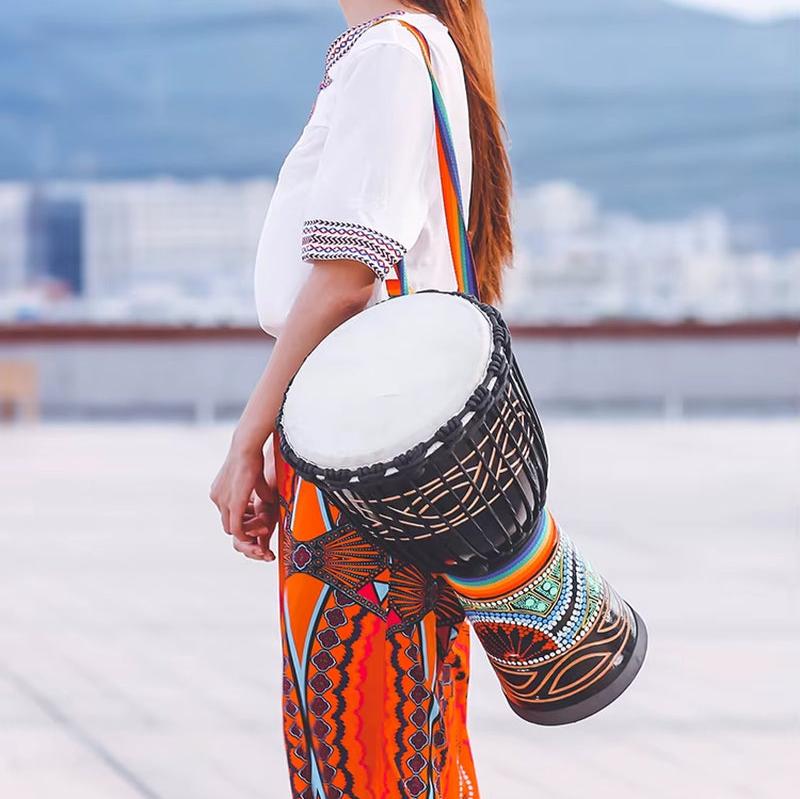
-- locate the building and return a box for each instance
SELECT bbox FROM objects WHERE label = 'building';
[503,182,800,323]
[27,189,84,294]
[81,179,273,300]
[0,179,275,323]
[0,183,30,293]
[1,178,798,325]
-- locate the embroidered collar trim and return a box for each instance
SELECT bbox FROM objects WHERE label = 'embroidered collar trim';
[320,9,407,89]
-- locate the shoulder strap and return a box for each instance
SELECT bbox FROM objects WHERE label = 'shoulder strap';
[374,18,480,300]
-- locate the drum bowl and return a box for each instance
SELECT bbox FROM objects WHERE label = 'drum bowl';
[280,294,549,578]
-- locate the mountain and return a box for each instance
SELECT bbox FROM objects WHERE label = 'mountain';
[1,0,798,249]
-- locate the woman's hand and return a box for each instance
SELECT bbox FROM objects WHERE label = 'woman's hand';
[210,438,278,562]
[210,260,375,561]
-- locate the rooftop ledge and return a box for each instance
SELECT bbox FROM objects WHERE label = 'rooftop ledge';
[0,320,799,343]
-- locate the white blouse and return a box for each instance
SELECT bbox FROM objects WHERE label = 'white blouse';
[254,10,473,337]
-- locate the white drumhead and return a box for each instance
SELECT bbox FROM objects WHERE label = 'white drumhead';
[281,292,493,470]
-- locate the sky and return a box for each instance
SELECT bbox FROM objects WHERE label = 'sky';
[9,1,800,24]
[671,0,800,19]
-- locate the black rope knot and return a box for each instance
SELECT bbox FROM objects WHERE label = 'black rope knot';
[465,385,493,414]
[436,417,463,445]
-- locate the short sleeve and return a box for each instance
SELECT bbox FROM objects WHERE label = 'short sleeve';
[302,40,435,279]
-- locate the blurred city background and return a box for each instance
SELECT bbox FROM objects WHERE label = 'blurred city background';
[0,1,798,797]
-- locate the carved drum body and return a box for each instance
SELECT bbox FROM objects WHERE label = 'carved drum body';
[280,291,647,725]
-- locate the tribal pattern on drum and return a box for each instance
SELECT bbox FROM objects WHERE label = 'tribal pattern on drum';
[342,389,536,541]
[315,344,549,577]
[445,509,642,722]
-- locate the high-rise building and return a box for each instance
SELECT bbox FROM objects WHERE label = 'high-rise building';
[81,179,274,299]
[0,183,31,292]
[27,190,84,294]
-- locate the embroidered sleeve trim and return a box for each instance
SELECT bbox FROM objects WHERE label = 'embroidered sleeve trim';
[302,220,407,279]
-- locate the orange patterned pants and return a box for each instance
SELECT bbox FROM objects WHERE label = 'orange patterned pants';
[275,443,480,799]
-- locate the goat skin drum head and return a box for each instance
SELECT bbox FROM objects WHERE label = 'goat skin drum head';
[281,293,493,470]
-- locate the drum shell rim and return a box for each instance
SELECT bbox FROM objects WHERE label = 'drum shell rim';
[278,290,515,491]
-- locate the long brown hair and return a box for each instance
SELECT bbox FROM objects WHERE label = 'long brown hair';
[407,0,512,304]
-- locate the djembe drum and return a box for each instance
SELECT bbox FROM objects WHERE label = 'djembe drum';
[279,291,647,725]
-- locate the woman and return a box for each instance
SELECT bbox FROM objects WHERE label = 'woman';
[210,1,512,796]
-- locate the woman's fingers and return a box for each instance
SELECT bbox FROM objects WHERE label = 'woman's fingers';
[216,496,268,539]
[249,484,279,532]
[230,517,255,542]
[210,445,267,537]
[228,495,250,538]
[219,506,231,536]
[242,515,271,534]
[211,485,238,538]
[232,537,270,561]
[254,472,275,504]
[216,498,270,540]
[212,449,278,563]
[257,534,276,562]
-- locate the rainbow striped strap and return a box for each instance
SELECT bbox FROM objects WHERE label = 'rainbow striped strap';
[374,19,480,300]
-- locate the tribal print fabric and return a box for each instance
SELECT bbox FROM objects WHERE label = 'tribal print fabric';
[275,443,480,799]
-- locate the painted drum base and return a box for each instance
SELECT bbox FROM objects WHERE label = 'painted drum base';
[445,509,648,726]
[507,607,648,726]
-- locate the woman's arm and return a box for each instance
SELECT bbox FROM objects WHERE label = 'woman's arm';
[210,260,376,556]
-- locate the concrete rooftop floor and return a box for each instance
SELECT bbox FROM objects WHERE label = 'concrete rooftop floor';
[0,419,797,798]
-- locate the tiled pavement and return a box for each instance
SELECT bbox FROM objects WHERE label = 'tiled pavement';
[0,420,797,798]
